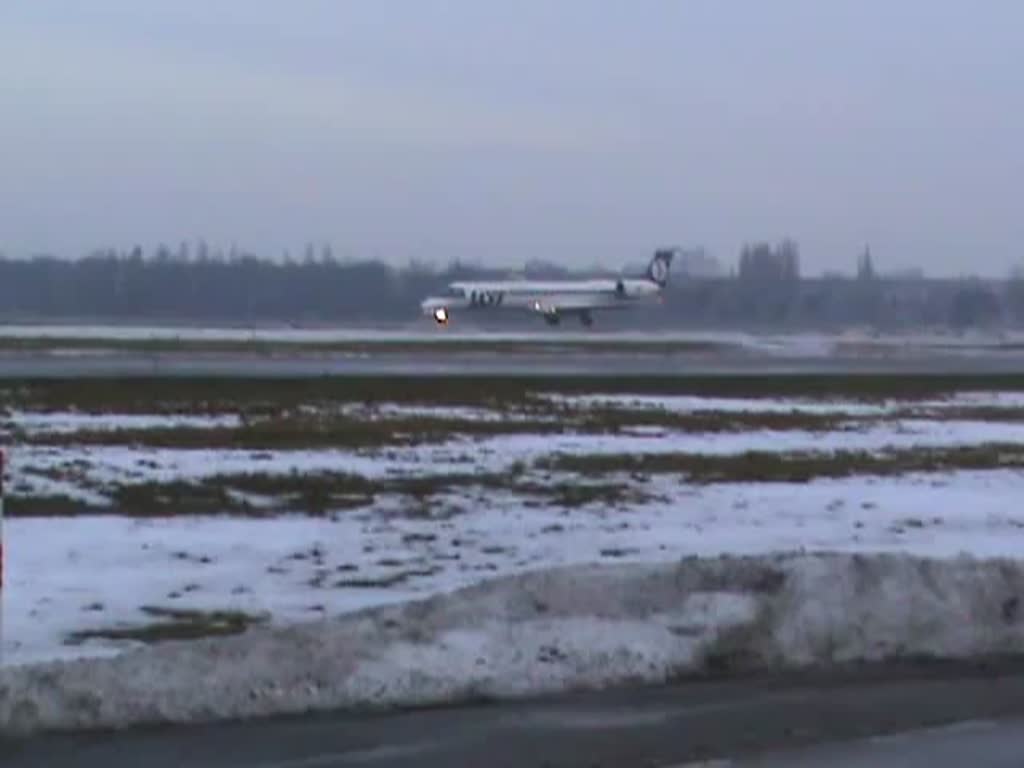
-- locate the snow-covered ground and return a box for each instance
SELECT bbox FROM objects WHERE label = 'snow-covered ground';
[3,389,1024,669]
[358,402,554,422]
[5,552,1024,733]
[8,412,1024,504]
[6,470,1024,666]
[477,419,1024,461]
[543,390,1024,414]
[6,411,241,435]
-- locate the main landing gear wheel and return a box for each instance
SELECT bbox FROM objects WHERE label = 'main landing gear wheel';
[580,311,594,327]
[544,312,561,326]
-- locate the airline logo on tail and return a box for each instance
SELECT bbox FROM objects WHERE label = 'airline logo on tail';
[647,249,674,287]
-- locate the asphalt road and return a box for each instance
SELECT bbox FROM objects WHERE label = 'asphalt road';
[747,719,1024,767]
[5,662,1024,767]
[3,349,1024,377]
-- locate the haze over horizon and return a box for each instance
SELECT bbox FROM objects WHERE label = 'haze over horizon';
[2,1,1022,277]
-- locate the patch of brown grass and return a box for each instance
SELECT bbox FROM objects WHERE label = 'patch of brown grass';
[7,373,1024,416]
[24,414,566,450]
[538,443,1024,483]
[66,606,267,645]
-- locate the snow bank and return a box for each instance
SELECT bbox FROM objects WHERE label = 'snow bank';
[4,552,1024,734]
[8,470,1024,667]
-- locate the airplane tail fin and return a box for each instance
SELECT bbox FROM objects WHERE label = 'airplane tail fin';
[646,248,675,287]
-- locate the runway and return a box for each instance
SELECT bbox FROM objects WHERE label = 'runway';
[0,324,1023,377]
[5,661,1024,767]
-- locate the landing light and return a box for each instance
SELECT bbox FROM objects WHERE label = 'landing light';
[433,307,449,324]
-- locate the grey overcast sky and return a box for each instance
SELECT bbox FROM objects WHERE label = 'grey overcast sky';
[1,1,1022,275]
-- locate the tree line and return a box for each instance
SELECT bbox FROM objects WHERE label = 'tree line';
[0,247,1020,329]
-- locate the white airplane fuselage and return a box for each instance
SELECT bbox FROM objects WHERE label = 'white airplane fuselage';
[423,278,660,312]
[420,249,676,326]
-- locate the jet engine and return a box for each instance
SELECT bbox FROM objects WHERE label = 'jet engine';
[433,307,450,325]
[615,280,652,299]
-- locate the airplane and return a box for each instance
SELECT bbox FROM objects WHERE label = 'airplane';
[419,248,676,327]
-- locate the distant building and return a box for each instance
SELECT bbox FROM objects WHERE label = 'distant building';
[738,239,800,282]
[674,247,723,278]
[883,267,926,281]
[857,245,876,280]
[822,270,849,280]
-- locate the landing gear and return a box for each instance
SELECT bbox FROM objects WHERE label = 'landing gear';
[543,312,561,326]
[579,311,594,328]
